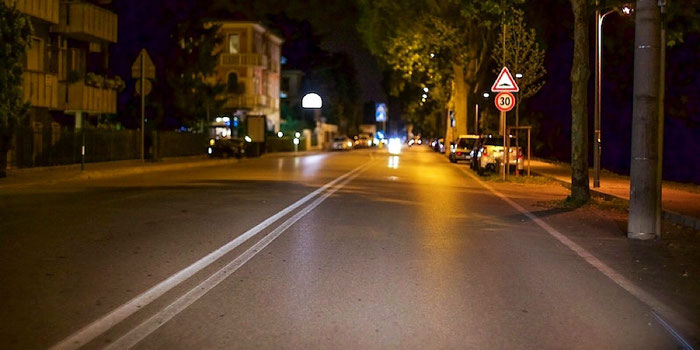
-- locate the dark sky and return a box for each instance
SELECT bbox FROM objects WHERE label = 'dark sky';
[109,0,385,103]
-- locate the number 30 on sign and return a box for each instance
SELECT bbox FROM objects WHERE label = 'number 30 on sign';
[494,92,515,112]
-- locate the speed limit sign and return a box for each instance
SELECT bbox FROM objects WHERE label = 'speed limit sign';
[495,92,515,112]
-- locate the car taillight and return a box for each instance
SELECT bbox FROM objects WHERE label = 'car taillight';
[456,151,462,156]
[483,148,488,156]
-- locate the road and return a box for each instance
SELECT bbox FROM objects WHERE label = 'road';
[0,147,688,349]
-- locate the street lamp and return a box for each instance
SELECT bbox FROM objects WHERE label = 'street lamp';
[594,2,634,188]
[483,92,490,98]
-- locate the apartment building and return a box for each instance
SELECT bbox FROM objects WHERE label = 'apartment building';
[213,22,283,132]
[7,0,119,127]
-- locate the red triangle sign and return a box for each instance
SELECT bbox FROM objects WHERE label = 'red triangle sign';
[491,67,519,92]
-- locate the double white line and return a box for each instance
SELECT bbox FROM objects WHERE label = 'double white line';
[51,161,372,350]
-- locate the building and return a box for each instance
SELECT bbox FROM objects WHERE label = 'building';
[213,22,283,132]
[5,0,119,167]
[7,0,119,127]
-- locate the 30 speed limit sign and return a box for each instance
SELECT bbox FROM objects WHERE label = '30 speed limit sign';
[494,92,515,112]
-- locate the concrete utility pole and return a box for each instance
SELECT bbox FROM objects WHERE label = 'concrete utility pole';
[628,0,661,240]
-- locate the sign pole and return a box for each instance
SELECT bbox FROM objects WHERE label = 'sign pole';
[140,54,145,162]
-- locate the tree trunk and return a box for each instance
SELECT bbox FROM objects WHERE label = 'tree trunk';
[0,133,10,178]
[569,0,591,203]
[452,63,469,138]
[628,0,661,239]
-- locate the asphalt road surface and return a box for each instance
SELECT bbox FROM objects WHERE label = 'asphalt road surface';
[0,147,689,349]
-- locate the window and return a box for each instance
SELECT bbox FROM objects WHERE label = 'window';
[228,34,240,54]
[27,37,43,71]
[227,73,243,94]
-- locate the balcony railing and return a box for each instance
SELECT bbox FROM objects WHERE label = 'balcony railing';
[5,0,59,24]
[23,71,59,109]
[60,81,117,114]
[54,1,117,43]
[222,94,268,110]
[220,53,267,68]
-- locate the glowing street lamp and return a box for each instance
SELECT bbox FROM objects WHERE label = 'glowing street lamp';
[302,93,322,109]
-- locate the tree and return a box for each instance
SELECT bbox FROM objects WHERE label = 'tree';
[491,9,546,128]
[161,1,226,130]
[0,2,32,178]
[359,0,523,151]
[568,0,591,203]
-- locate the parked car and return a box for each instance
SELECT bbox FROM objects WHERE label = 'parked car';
[472,134,523,175]
[449,135,479,163]
[332,136,354,151]
[207,138,245,158]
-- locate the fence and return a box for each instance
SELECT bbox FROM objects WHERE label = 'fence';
[9,124,209,169]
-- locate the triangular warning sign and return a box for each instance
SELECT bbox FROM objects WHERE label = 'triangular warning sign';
[491,67,519,92]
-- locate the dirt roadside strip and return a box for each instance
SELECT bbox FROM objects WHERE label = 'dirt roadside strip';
[530,159,700,230]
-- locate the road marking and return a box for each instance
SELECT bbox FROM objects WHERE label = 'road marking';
[456,166,698,347]
[104,160,370,349]
[49,161,371,350]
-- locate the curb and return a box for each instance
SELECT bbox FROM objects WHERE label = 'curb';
[533,171,700,230]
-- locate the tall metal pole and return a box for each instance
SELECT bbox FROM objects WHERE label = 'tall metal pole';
[140,54,145,162]
[474,104,479,134]
[656,0,667,236]
[594,7,602,188]
[502,21,507,180]
[628,0,661,240]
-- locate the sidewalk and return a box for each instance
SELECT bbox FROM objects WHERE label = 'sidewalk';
[0,150,327,188]
[0,155,239,188]
[530,159,700,229]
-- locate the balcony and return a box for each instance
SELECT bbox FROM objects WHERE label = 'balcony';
[22,71,59,109]
[222,94,268,110]
[220,53,267,68]
[53,1,117,43]
[5,0,59,23]
[60,81,117,114]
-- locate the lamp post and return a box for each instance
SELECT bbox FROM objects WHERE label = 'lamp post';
[302,93,322,151]
[594,3,633,188]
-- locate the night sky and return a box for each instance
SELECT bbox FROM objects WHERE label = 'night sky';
[107,0,699,183]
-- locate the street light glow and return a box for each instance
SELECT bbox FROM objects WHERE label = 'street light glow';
[515,73,523,79]
[295,131,301,138]
[302,93,322,108]
[277,131,283,138]
[621,5,633,15]
[429,53,435,58]
[483,92,490,98]
[423,87,429,93]
[244,136,252,142]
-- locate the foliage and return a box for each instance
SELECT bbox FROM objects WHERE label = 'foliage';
[491,9,546,100]
[358,0,524,134]
[0,1,32,177]
[162,1,226,129]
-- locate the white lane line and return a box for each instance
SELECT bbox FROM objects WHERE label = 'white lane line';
[456,166,699,346]
[49,162,370,350]
[105,160,371,350]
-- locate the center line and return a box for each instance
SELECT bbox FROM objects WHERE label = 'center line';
[49,161,370,350]
[105,160,371,349]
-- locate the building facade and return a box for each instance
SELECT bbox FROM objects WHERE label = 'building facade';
[213,22,283,132]
[7,0,119,126]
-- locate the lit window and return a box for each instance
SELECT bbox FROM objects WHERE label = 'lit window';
[228,34,240,54]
